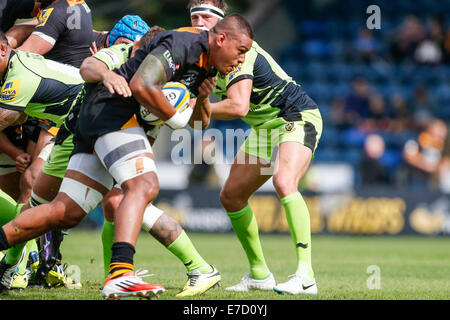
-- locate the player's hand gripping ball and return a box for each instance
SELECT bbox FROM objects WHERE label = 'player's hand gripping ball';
[139,82,190,125]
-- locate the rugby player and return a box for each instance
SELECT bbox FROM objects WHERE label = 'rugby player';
[1,4,151,290]
[19,24,222,296]
[83,32,222,297]
[0,14,254,299]
[189,0,323,295]
[0,15,153,290]
[92,15,151,53]
[0,29,85,289]
[0,0,44,203]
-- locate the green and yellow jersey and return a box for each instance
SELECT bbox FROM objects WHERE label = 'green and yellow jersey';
[0,51,84,128]
[213,41,318,129]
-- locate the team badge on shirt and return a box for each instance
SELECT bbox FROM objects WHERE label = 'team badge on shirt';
[285,122,296,132]
[228,65,242,80]
[36,8,54,28]
[0,81,21,102]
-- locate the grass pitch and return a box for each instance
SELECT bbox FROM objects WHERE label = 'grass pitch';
[1,231,449,300]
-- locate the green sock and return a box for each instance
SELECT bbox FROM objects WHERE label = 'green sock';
[0,189,21,225]
[101,219,115,278]
[4,202,26,266]
[281,192,314,278]
[167,231,211,274]
[227,205,270,280]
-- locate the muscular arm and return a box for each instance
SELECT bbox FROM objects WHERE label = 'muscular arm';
[129,54,176,121]
[0,132,24,159]
[17,34,54,55]
[5,23,37,49]
[0,108,24,132]
[210,79,252,120]
[80,56,114,83]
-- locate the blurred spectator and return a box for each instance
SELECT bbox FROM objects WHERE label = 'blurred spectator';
[343,77,372,125]
[402,118,448,189]
[412,86,436,129]
[389,15,426,63]
[413,15,444,65]
[428,14,445,47]
[354,28,379,63]
[330,97,352,130]
[414,39,442,65]
[438,129,450,193]
[363,94,391,131]
[443,27,450,63]
[358,134,390,186]
[389,94,414,131]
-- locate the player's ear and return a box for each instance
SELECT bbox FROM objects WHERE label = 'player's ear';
[215,32,227,47]
[0,42,9,57]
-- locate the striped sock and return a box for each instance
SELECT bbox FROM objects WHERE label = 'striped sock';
[107,242,135,280]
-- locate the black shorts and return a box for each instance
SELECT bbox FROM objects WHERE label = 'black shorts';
[72,83,140,156]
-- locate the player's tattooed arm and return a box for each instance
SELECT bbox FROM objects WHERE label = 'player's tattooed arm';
[130,54,176,121]
[0,107,24,132]
[149,213,183,247]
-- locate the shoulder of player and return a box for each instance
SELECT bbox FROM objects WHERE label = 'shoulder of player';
[42,0,85,18]
[51,0,86,9]
[8,51,45,75]
[167,28,208,46]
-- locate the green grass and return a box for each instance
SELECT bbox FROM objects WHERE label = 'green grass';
[1,231,449,300]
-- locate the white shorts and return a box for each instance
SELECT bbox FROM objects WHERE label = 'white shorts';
[60,127,157,213]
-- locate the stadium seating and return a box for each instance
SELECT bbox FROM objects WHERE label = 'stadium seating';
[275,0,450,186]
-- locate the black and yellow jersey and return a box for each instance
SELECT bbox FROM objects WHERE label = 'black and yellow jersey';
[214,41,318,128]
[33,0,94,68]
[116,28,217,97]
[74,29,216,154]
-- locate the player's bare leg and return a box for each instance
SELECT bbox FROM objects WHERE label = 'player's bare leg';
[0,170,103,291]
[220,150,276,291]
[102,187,220,297]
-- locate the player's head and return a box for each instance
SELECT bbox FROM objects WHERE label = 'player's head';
[208,14,253,76]
[131,25,166,57]
[188,0,228,31]
[0,31,11,76]
[108,15,151,47]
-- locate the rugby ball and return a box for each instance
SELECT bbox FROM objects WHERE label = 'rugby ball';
[139,82,190,125]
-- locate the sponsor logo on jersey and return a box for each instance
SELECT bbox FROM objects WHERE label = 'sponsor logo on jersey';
[0,81,21,102]
[99,49,120,67]
[36,8,54,28]
[228,65,242,81]
[163,50,175,72]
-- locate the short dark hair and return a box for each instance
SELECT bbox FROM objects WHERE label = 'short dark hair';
[187,0,228,14]
[138,26,166,48]
[211,13,253,40]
